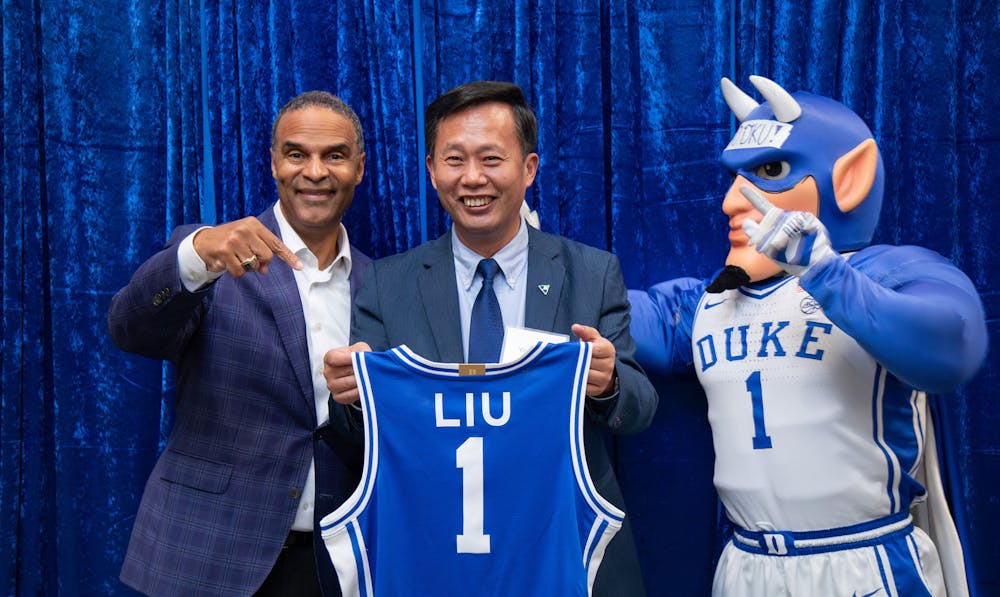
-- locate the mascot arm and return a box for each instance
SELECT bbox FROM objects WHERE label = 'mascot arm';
[799,246,988,393]
[627,277,705,377]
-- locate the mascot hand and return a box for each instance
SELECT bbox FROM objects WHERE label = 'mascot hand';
[740,185,838,276]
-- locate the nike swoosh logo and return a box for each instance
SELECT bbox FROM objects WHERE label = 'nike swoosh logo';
[853,589,883,597]
[704,300,726,310]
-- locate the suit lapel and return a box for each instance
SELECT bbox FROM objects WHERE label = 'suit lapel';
[348,246,370,301]
[524,228,565,332]
[418,235,465,362]
[257,208,314,409]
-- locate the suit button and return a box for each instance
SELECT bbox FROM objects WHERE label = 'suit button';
[289,487,301,499]
[152,287,171,306]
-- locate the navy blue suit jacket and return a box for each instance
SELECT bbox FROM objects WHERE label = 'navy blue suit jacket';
[108,206,369,597]
[351,226,657,596]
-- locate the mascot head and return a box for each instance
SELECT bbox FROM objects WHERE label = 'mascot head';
[717,76,884,283]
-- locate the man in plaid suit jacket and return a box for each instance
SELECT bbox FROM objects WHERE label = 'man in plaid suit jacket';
[108,91,369,596]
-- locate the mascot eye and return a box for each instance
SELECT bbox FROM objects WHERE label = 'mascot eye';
[755,161,791,180]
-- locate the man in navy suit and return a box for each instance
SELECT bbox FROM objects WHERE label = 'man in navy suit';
[108,91,370,596]
[323,81,657,596]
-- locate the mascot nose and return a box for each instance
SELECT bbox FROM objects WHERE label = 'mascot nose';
[722,177,756,217]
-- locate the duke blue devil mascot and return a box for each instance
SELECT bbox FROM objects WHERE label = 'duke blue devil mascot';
[629,76,988,597]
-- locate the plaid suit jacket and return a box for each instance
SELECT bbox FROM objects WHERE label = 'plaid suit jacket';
[109,206,369,597]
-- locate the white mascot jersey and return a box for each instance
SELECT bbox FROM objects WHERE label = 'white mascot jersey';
[692,275,927,532]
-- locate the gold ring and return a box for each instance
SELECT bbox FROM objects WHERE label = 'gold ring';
[240,254,259,272]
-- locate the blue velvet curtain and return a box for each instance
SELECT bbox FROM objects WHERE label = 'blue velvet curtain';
[3,1,996,595]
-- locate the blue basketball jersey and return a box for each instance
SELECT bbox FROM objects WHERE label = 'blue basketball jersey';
[320,341,623,597]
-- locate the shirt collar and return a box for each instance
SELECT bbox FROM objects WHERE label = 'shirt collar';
[273,202,352,277]
[452,217,528,291]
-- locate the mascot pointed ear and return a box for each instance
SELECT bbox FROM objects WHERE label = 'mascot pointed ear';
[832,138,879,213]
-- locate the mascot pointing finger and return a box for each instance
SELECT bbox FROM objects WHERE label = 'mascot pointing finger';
[629,76,988,597]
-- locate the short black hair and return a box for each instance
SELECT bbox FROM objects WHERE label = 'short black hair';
[271,91,364,152]
[424,81,537,157]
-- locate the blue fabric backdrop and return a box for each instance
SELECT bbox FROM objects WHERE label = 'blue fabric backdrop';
[2,1,996,595]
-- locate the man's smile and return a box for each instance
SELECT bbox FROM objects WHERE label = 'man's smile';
[461,195,494,207]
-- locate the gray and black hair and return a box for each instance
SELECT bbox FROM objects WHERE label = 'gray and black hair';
[271,91,364,153]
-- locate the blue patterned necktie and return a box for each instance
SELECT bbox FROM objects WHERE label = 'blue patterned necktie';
[468,258,504,363]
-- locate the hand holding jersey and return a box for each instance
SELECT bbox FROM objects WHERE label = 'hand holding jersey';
[739,185,838,276]
[571,323,618,398]
[324,342,372,405]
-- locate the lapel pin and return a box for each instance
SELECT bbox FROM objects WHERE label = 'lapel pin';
[538,284,550,295]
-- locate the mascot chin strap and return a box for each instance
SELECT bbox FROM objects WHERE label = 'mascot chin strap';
[706,265,750,293]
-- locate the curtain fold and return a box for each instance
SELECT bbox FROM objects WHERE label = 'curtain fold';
[2,1,997,594]
[3,4,49,595]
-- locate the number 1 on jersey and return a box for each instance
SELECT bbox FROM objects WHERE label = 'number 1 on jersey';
[746,371,773,450]
[456,437,491,553]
